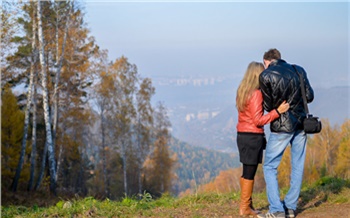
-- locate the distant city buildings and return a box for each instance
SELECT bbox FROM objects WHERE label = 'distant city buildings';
[185,109,220,122]
[153,76,226,87]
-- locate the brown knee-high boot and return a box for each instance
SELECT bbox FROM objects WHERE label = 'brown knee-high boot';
[239,177,259,216]
[241,177,261,214]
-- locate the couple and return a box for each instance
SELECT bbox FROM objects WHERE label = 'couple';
[236,48,314,218]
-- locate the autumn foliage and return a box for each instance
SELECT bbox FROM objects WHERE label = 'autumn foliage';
[1,1,176,202]
[1,1,349,206]
[194,119,350,195]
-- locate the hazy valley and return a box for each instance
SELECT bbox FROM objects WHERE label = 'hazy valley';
[152,75,350,153]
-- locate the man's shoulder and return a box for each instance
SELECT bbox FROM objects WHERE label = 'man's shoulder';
[292,64,305,71]
[260,69,274,82]
[261,68,276,77]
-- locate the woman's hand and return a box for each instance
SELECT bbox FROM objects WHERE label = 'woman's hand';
[277,101,290,114]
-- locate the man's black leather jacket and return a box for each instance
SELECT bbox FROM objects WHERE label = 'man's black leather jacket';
[259,59,314,132]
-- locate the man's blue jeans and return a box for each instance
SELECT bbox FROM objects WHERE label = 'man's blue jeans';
[263,130,307,213]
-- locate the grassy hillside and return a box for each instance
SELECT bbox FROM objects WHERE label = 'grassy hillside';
[2,177,349,217]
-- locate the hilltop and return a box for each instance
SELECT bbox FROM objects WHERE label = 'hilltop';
[2,177,349,217]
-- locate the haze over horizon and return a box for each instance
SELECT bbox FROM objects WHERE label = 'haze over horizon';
[84,1,349,150]
[85,1,349,89]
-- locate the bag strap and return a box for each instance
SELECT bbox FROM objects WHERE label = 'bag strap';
[292,65,309,114]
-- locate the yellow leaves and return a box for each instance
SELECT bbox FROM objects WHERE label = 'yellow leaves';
[194,119,350,195]
[100,71,107,78]
[304,119,349,184]
[334,119,350,179]
[112,56,127,69]
[307,119,341,176]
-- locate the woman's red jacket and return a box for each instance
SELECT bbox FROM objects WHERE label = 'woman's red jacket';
[236,89,279,133]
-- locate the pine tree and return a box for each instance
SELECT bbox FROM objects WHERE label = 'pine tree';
[1,86,25,189]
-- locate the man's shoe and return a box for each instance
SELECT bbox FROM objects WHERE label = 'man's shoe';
[257,211,286,218]
[285,209,295,218]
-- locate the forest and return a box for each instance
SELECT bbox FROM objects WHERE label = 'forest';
[1,0,176,201]
[1,0,350,207]
[169,137,240,195]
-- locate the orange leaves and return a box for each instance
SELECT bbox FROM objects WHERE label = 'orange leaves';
[198,168,241,194]
[192,119,350,195]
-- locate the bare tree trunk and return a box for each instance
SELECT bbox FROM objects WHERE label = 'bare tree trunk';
[53,3,71,183]
[34,141,48,190]
[28,7,38,191]
[135,78,155,197]
[137,132,143,199]
[28,77,37,191]
[55,122,65,185]
[121,139,128,196]
[37,0,57,194]
[137,121,143,198]
[10,4,37,191]
[101,108,109,198]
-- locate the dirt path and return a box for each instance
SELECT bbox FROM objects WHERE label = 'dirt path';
[295,202,350,218]
[141,201,350,217]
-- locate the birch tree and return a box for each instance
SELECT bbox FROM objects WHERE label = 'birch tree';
[10,1,38,192]
[2,0,97,195]
[35,0,96,192]
[112,57,138,196]
[37,0,57,194]
[94,56,117,197]
[52,0,72,182]
[135,78,155,196]
[28,72,38,191]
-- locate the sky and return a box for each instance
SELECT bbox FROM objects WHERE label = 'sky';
[84,1,349,88]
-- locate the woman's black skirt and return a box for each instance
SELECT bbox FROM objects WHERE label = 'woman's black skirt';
[237,132,266,165]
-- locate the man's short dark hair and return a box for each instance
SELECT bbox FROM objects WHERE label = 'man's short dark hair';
[263,48,281,61]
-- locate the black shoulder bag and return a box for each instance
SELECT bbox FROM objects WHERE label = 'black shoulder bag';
[293,65,322,134]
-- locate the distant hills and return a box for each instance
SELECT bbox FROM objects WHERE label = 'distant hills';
[152,76,349,194]
[169,137,240,195]
[309,86,349,125]
[152,75,349,153]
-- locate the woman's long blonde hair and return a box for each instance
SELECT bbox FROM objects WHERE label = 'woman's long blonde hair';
[236,61,264,112]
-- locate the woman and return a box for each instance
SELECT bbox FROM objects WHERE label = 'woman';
[236,62,289,216]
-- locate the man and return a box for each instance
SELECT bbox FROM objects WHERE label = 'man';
[257,48,314,218]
